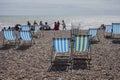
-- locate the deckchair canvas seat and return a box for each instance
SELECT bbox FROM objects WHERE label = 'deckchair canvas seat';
[19,30,34,45]
[88,28,99,42]
[104,25,112,37]
[34,25,40,32]
[2,28,17,45]
[21,25,30,31]
[112,23,120,38]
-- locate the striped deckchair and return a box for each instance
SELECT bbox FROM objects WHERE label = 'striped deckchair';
[88,28,99,42]
[2,28,17,45]
[73,35,91,68]
[112,23,120,38]
[51,38,71,65]
[19,30,34,45]
[21,25,30,31]
[32,25,41,38]
[34,25,40,32]
[104,25,112,37]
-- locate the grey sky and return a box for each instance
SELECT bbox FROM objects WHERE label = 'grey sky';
[0,0,120,16]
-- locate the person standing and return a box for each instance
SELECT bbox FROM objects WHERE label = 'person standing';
[57,21,60,26]
[27,21,31,27]
[39,21,44,30]
[62,20,66,30]
[39,21,44,26]
[33,20,38,26]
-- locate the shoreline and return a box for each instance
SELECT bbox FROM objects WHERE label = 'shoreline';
[1,15,120,31]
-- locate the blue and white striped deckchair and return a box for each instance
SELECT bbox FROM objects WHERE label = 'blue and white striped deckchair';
[112,23,120,38]
[73,35,91,67]
[51,38,71,65]
[21,25,30,31]
[88,28,98,37]
[88,28,99,42]
[105,25,112,33]
[104,25,112,37]
[19,30,34,45]
[112,23,120,33]
[2,28,16,45]
[34,25,40,32]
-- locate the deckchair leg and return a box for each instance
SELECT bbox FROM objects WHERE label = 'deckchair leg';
[47,62,53,72]
[3,39,5,45]
[87,59,91,70]
[15,39,17,45]
[30,40,32,46]
[97,35,100,42]
[70,60,73,70]
[33,39,35,44]
[18,38,21,46]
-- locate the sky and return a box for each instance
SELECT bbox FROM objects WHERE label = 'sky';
[0,0,120,16]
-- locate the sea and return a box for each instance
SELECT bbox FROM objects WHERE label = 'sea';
[0,15,120,30]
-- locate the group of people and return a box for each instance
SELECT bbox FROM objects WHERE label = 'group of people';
[54,20,66,30]
[27,20,66,30]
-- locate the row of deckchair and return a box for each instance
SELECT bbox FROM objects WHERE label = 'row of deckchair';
[50,26,101,70]
[21,25,40,32]
[2,27,34,45]
[71,27,100,42]
[104,23,120,38]
[51,35,91,70]
[2,25,41,45]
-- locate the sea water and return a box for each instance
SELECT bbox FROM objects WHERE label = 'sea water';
[0,15,120,30]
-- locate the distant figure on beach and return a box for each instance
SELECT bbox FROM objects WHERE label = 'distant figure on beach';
[3,27,6,30]
[101,24,105,30]
[54,22,59,30]
[57,21,60,30]
[39,21,44,30]
[57,21,60,27]
[27,21,31,27]
[31,20,38,31]
[33,20,38,26]
[8,26,11,30]
[62,20,66,30]
[14,24,21,31]
[44,22,51,30]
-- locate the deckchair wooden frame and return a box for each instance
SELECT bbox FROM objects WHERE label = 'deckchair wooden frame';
[51,38,72,67]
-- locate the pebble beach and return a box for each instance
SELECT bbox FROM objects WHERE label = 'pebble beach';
[0,29,120,80]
